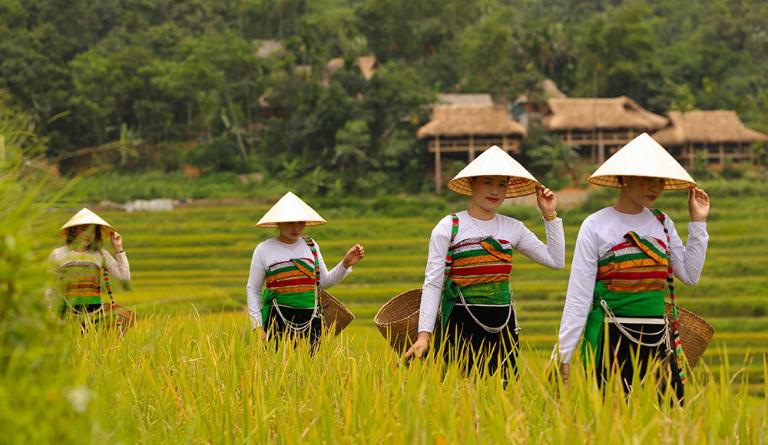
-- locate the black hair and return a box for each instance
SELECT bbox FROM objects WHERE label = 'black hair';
[65,225,103,251]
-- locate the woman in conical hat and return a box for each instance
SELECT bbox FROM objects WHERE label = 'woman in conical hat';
[404,146,565,378]
[246,191,364,351]
[555,133,710,401]
[48,208,131,318]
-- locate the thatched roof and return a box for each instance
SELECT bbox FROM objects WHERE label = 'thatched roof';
[514,79,566,103]
[326,55,378,80]
[653,110,768,145]
[417,105,527,139]
[540,79,566,98]
[543,96,667,131]
[436,94,494,107]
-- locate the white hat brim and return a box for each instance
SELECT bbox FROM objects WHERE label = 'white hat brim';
[256,192,327,228]
[447,145,541,197]
[59,208,114,238]
[589,133,696,190]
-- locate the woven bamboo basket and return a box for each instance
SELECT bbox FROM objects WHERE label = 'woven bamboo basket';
[320,289,355,335]
[96,303,136,331]
[374,288,422,352]
[665,302,714,368]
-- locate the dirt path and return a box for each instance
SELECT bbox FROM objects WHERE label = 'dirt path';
[503,187,590,209]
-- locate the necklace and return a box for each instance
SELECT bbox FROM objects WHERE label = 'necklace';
[467,212,498,239]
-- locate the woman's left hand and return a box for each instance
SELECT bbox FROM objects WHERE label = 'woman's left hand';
[343,244,365,268]
[536,186,557,218]
[689,187,710,222]
[111,231,124,252]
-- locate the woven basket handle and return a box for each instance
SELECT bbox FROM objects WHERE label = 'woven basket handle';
[443,213,459,280]
[303,236,322,315]
[102,267,117,308]
[652,208,687,383]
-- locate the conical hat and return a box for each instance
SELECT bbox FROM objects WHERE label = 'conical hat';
[589,133,696,190]
[59,208,114,238]
[256,192,327,228]
[447,145,541,198]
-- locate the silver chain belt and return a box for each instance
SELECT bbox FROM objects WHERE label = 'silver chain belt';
[600,299,668,347]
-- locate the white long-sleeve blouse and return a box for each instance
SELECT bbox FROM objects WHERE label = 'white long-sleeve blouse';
[246,237,351,329]
[556,207,709,363]
[419,211,566,333]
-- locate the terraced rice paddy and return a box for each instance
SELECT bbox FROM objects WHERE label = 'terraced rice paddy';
[41,193,768,388]
[22,191,768,442]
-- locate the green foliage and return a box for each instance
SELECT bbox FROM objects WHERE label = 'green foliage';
[0,94,55,351]
[187,137,242,173]
[522,124,580,189]
[0,91,96,442]
[720,159,747,180]
[74,171,287,202]
[692,150,715,181]
[1,0,768,196]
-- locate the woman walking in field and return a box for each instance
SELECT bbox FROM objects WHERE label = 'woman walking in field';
[48,208,131,322]
[247,192,364,351]
[555,133,710,401]
[404,146,565,378]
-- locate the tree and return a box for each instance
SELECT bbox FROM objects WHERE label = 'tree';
[573,2,669,110]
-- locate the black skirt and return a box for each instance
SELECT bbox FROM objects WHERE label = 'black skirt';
[597,317,684,402]
[61,303,102,316]
[441,303,519,378]
[265,305,322,354]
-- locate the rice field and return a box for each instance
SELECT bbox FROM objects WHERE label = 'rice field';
[25,192,768,442]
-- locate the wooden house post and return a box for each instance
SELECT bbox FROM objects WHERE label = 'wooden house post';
[687,143,693,167]
[597,129,605,164]
[434,136,442,194]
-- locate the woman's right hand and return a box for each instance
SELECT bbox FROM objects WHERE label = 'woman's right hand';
[689,187,710,222]
[404,332,431,362]
[254,327,267,341]
[560,363,570,385]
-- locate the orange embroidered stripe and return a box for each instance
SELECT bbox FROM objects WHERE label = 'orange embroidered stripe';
[451,275,510,287]
[293,262,315,279]
[605,283,665,292]
[480,240,514,263]
[598,259,667,274]
[65,289,101,297]
[265,269,306,284]
[626,232,667,264]
[452,255,510,267]
[271,285,316,294]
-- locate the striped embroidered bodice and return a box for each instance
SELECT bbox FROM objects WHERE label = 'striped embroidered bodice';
[264,258,318,307]
[596,231,669,293]
[61,261,102,305]
[260,236,321,323]
[446,236,514,306]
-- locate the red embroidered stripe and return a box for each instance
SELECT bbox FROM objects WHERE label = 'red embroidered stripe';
[599,270,668,280]
[450,264,513,276]
[270,277,316,288]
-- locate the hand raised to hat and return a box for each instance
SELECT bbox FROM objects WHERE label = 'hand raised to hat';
[536,186,557,219]
[111,231,124,252]
[342,244,365,268]
[689,188,710,222]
